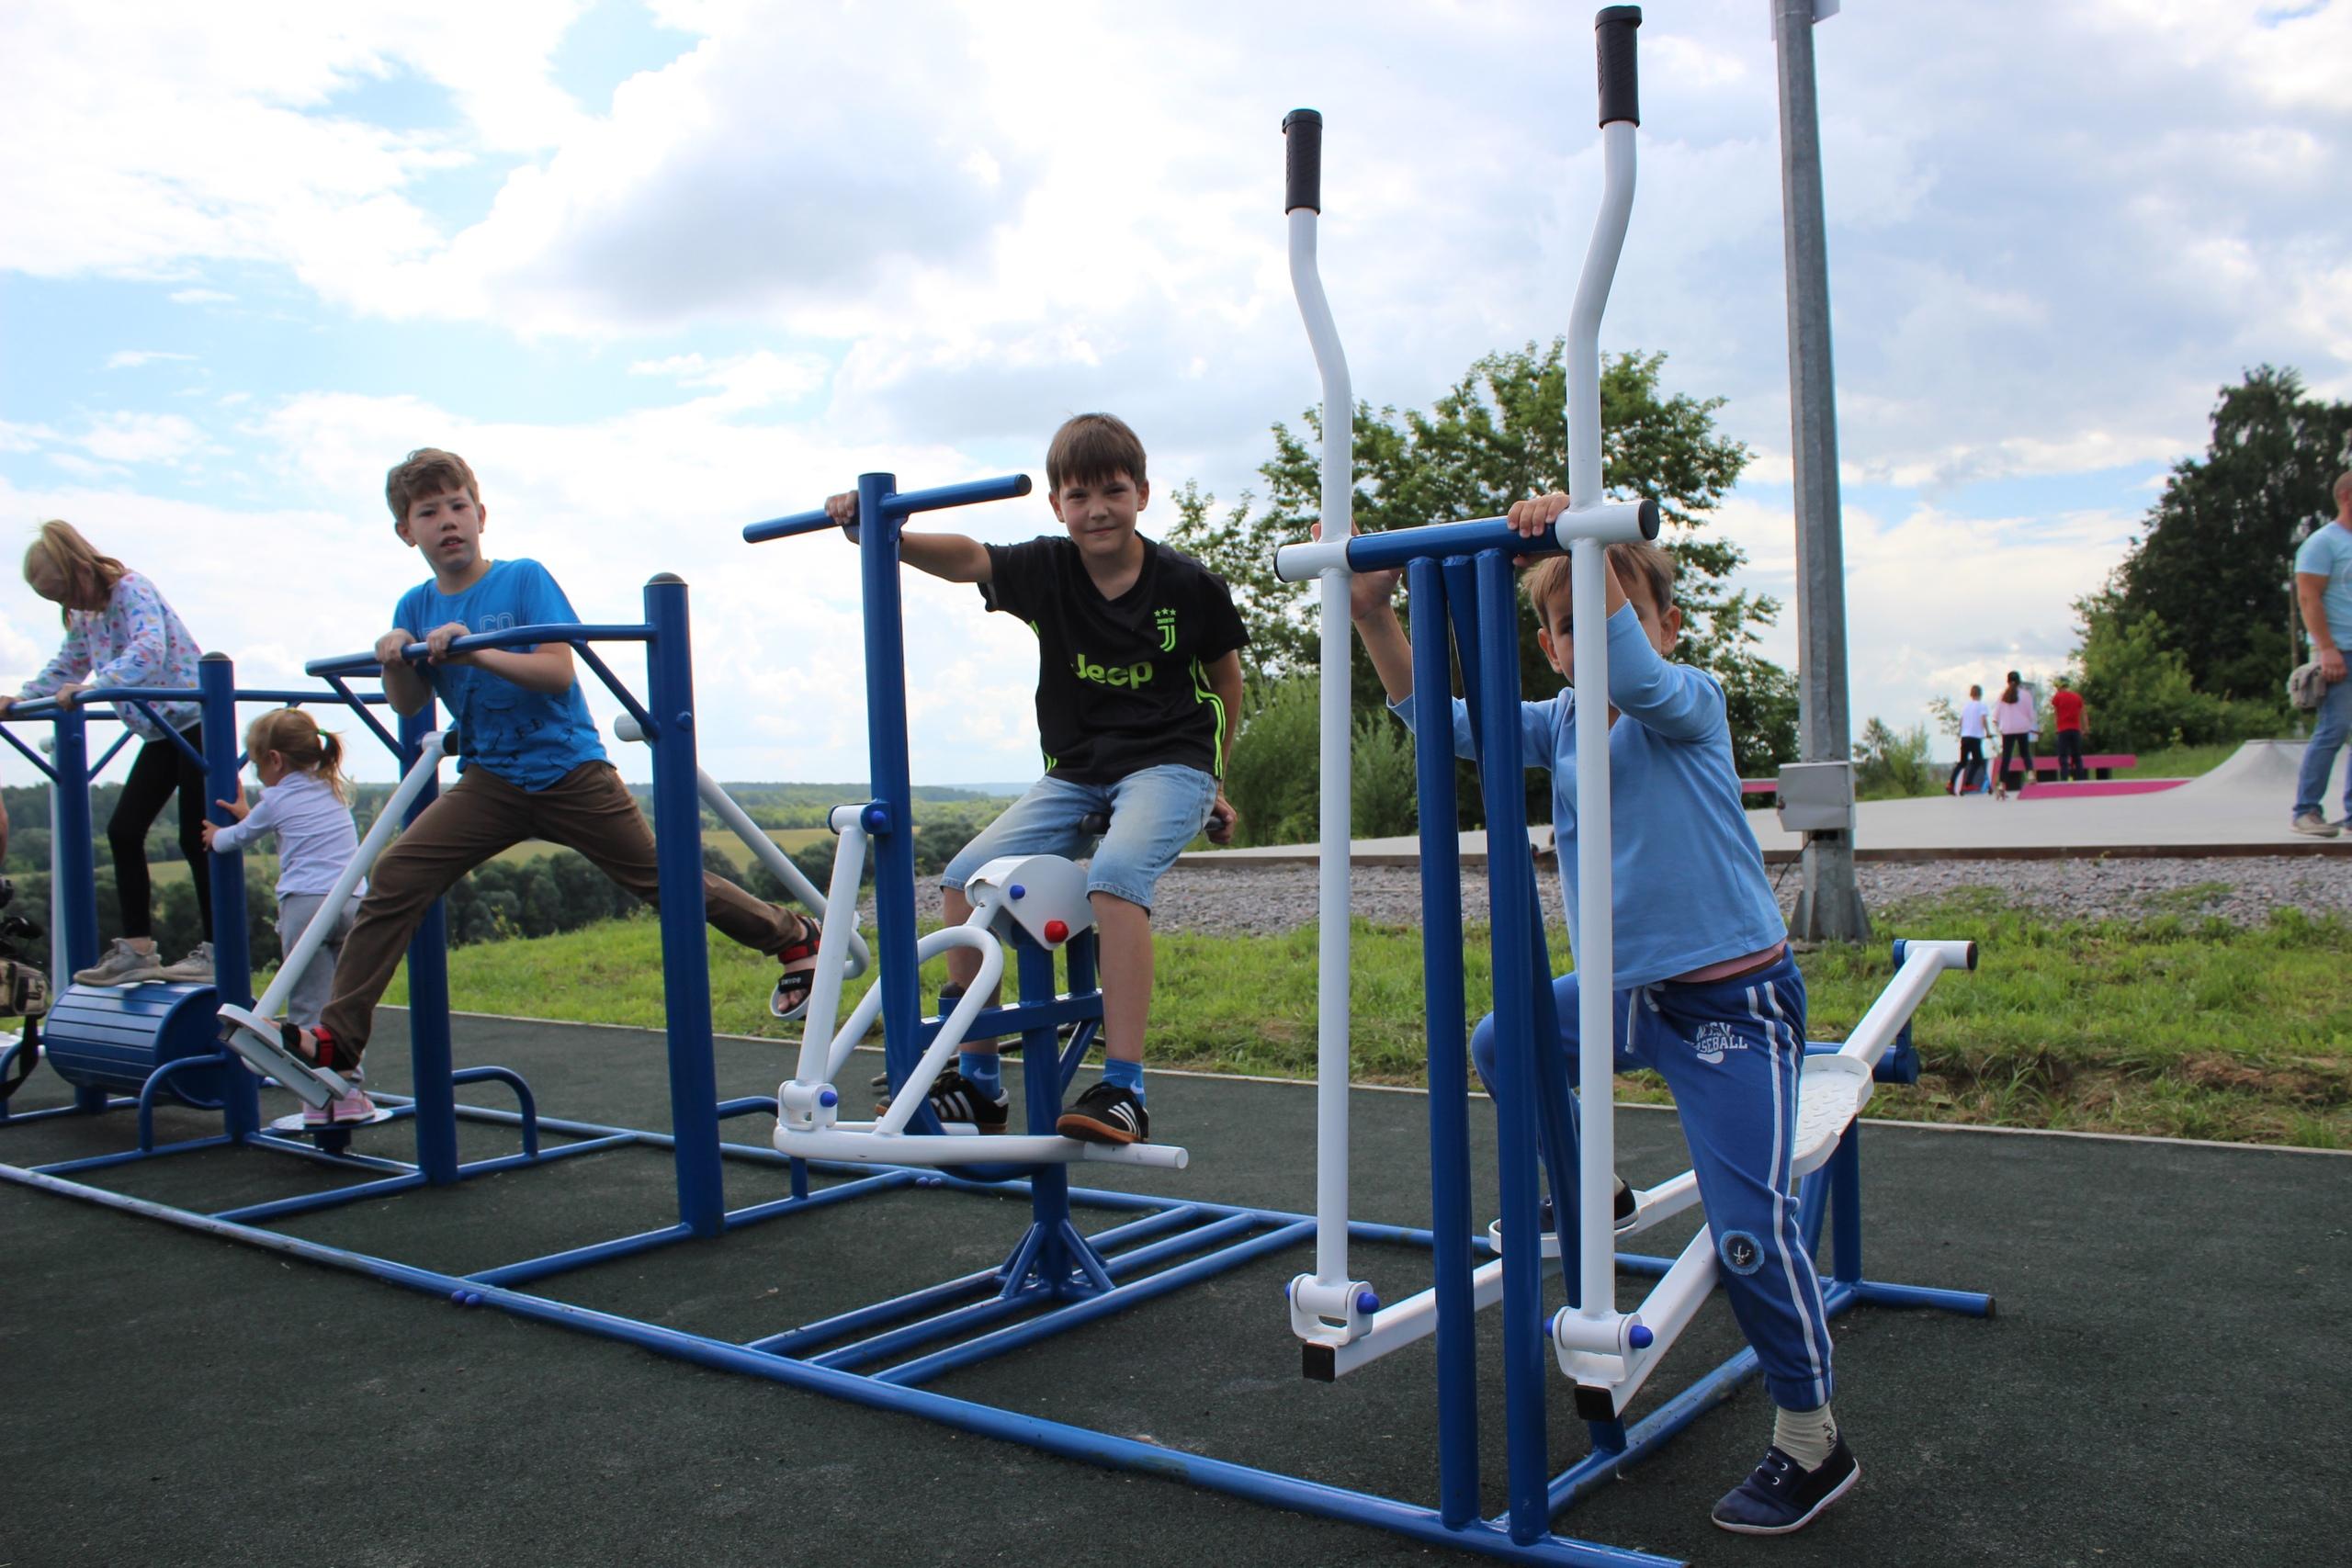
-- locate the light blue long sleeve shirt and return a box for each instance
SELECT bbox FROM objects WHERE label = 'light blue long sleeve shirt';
[1394,603,1786,988]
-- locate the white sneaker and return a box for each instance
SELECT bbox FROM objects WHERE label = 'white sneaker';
[72,938,166,987]
[152,942,215,984]
[2290,813,2341,839]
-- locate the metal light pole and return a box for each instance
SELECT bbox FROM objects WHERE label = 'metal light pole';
[1774,0,1871,942]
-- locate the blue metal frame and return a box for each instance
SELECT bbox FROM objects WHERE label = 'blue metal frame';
[0,514,1988,1568]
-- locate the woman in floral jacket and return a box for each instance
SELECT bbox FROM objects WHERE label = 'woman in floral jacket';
[3,522,214,986]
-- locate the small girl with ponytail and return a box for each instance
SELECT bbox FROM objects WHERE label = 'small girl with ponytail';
[201,708,372,1122]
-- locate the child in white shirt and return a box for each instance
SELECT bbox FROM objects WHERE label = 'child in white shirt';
[201,709,368,1121]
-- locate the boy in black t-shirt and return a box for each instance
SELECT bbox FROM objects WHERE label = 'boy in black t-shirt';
[823,413,1247,1144]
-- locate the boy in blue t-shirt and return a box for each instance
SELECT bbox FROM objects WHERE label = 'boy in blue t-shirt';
[274,448,818,1089]
[1351,493,1854,1537]
[2290,471,2352,835]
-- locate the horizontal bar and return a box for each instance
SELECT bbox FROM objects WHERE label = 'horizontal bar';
[33,1133,237,1176]
[1272,502,1659,582]
[876,1221,1314,1387]
[744,473,1033,544]
[214,1170,430,1225]
[232,689,392,705]
[745,1202,1200,1357]
[467,1222,696,1289]
[719,1169,916,1233]
[304,623,655,678]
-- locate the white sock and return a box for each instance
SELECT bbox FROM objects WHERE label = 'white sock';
[1773,1404,1838,1471]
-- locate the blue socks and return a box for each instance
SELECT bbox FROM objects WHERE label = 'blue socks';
[1102,1057,1145,1102]
[958,1051,1002,1099]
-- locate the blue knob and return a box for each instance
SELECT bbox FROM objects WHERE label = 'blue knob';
[1628,1325,1654,1349]
[818,1088,838,1108]
[862,804,890,833]
[1548,1308,1562,1336]
[1010,884,1026,899]
[1355,1290,1380,1315]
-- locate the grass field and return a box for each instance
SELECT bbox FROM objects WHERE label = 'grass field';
[378,886,2351,1149]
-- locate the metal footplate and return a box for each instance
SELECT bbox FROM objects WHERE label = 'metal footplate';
[216,1002,353,1110]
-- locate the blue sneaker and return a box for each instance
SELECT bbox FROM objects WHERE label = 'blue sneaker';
[1711,1438,1860,1535]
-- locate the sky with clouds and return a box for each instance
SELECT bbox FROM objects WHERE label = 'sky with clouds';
[4,0,2347,788]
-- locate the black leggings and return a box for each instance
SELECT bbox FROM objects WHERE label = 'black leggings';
[110,724,211,942]
[1949,736,1984,792]
[1996,732,2034,793]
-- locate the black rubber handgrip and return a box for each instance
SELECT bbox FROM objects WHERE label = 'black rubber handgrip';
[1283,108,1322,214]
[1596,6,1642,127]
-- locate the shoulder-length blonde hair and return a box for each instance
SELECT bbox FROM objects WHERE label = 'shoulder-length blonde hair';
[24,521,127,623]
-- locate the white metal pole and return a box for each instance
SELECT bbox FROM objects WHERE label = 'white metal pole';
[1567,115,1638,1326]
[1287,112,1359,1301]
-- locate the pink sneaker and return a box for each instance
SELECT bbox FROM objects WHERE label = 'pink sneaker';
[303,1087,379,1126]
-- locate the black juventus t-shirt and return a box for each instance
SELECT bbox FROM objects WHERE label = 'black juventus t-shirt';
[980,535,1250,784]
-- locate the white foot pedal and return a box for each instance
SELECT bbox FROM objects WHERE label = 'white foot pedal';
[217,1002,352,1111]
[1792,1054,1874,1179]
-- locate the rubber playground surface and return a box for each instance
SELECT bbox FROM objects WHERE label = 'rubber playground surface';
[1190,739,2352,865]
[3,1008,2346,1568]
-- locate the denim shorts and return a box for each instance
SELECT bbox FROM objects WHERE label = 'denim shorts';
[940,764,1219,911]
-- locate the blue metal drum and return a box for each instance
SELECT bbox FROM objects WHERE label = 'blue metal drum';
[40,983,226,1105]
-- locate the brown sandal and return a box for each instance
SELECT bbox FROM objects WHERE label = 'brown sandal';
[770,912,823,1021]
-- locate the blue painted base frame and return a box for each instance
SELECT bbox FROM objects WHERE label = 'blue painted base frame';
[3,1070,1987,1568]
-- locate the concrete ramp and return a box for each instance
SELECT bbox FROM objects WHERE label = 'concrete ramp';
[1183,739,2352,867]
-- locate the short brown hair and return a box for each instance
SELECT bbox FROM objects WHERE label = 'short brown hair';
[1045,413,1147,492]
[1523,539,1675,628]
[386,447,481,525]
[2335,470,2351,506]
[24,520,126,623]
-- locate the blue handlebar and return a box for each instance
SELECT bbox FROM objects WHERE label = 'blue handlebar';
[743,472,1033,545]
[303,621,654,678]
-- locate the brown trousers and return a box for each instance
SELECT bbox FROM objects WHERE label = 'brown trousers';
[322,761,795,1058]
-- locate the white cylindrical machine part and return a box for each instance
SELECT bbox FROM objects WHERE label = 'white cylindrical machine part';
[253,730,448,1020]
[792,820,870,1087]
[869,922,1005,1136]
[1835,940,1973,1069]
[1566,118,1638,1328]
[1290,202,1357,1299]
[1272,536,1351,584]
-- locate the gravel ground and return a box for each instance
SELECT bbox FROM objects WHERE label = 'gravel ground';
[882,854,2350,935]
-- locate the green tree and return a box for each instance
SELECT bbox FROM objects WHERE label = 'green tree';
[1172,341,1799,821]
[2071,587,2279,750]
[2114,366,2352,702]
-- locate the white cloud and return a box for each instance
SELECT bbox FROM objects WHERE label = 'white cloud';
[168,288,234,305]
[105,350,198,370]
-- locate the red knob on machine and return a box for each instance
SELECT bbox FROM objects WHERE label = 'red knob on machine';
[1044,919,1069,944]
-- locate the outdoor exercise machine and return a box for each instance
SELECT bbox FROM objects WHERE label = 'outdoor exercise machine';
[1268,8,1994,1559]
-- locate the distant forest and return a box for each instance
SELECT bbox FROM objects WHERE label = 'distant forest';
[1,779,1012,964]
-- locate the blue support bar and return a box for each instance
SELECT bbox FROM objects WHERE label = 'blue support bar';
[1830,1117,1863,1285]
[133,703,209,769]
[324,674,403,757]
[449,1066,539,1157]
[574,641,659,739]
[1409,558,1482,1529]
[51,708,99,979]
[0,725,55,780]
[198,654,261,1140]
[398,704,462,1185]
[1472,548,1552,1545]
[643,574,725,1236]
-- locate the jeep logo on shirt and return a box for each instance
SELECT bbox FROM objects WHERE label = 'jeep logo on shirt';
[1073,652,1155,688]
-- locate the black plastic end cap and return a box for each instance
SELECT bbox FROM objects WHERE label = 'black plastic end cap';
[1635,499,1660,539]
[1573,1382,1620,1421]
[1965,940,1980,971]
[1010,474,1034,496]
[1283,108,1323,214]
[199,650,230,663]
[1302,1341,1336,1382]
[648,571,685,586]
[1596,6,1642,128]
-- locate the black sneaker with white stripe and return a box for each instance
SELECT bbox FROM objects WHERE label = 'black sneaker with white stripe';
[876,1067,1008,1134]
[1710,1438,1860,1535]
[1056,1080,1148,1145]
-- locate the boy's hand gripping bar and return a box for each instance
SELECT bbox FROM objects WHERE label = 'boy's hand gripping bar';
[743,473,1034,544]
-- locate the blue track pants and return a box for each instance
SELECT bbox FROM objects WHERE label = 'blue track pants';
[1471,950,1836,1410]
